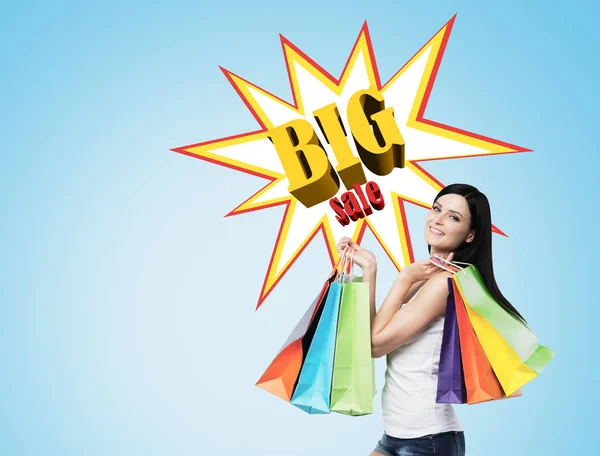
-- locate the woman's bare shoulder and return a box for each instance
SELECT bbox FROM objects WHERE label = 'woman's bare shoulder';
[423,272,454,292]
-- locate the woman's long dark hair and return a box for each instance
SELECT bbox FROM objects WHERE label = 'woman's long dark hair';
[428,184,528,325]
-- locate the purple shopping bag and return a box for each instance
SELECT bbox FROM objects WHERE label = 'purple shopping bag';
[436,278,467,403]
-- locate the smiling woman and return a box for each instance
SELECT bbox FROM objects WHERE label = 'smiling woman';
[336,183,524,456]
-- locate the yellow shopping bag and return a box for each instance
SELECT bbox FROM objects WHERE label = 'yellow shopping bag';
[454,280,537,396]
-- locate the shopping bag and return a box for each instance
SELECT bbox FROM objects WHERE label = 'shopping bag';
[429,257,552,397]
[457,282,535,396]
[436,278,467,404]
[290,281,343,414]
[290,248,353,413]
[330,254,374,416]
[454,266,554,376]
[453,280,522,404]
[255,257,340,401]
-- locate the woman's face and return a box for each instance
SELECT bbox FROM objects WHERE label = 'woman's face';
[424,193,474,252]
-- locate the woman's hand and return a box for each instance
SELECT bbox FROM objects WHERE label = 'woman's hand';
[335,236,376,271]
[401,252,455,284]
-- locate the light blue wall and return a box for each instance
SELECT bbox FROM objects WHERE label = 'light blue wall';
[2,1,597,454]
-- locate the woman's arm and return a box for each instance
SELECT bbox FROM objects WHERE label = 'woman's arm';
[370,272,452,358]
[366,268,413,336]
[362,265,421,326]
[336,238,452,358]
[362,265,435,343]
[403,280,428,303]
[362,265,378,327]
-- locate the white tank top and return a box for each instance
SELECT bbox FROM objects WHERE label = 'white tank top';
[381,285,463,438]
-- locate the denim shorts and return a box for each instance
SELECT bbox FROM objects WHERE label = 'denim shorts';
[374,430,465,456]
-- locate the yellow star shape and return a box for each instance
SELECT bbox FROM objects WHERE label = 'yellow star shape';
[172,15,530,310]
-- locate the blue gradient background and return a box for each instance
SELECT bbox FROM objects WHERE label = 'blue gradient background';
[2,1,597,454]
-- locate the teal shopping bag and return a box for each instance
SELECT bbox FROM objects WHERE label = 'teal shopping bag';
[290,280,343,414]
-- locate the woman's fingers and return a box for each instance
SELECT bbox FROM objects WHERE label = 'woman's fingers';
[336,237,362,254]
[336,236,351,253]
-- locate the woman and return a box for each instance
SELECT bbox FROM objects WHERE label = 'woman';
[336,184,526,456]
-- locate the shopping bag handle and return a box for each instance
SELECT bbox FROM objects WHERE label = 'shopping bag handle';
[428,255,472,275]
[337,247,354,283]
[428,256,458,273]
[329,246,351,280]
[346,247,354,274]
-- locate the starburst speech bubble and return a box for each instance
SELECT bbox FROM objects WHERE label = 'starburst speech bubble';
[171,15,530,310]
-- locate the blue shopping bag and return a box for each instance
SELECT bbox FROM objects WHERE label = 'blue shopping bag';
[290,281,343,414]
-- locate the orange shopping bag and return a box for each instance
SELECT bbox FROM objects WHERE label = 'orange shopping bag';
[453,281,522,404]
[255,255,344,401]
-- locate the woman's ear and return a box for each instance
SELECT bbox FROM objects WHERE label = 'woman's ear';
[466,231,475,243]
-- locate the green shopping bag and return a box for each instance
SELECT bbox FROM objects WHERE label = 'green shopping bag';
[453,265,554,375]
[429,257,554,396]
[330,256,375,416]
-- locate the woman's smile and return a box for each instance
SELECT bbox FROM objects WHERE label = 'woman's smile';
[429,226,445,236]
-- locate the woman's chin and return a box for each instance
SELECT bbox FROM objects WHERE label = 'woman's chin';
[425,236,446,250]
